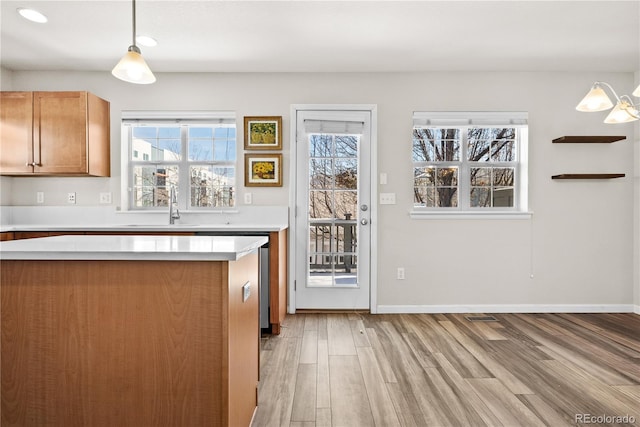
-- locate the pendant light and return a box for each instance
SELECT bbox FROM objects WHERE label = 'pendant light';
[576,81,639,123]
[112,0,156,84]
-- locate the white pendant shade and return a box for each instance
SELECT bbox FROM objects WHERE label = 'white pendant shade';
[112,0,155,85]
[603,101,639,124]
[633,84,640,98]
[112,47,156,84]
[576,84,613,112]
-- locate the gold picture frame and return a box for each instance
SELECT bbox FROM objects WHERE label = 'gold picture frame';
[244,116,282,150]
[245,153,283,187]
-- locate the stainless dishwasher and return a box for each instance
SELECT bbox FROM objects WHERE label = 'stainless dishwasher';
[196,231,271,330]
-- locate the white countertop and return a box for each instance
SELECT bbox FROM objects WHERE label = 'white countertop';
[1,223,287,233]
[0,235,268,261]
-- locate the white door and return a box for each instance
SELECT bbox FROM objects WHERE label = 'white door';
[293,109,372,310]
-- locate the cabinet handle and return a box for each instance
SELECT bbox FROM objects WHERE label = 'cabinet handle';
[26,162,42,167]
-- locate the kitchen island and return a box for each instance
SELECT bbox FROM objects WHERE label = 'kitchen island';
[1,222,288,335]
[0,234,267,427]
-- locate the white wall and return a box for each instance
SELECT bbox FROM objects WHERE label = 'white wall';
[0,66,13,90]
[5,70,637,311]
[635,71,640,313]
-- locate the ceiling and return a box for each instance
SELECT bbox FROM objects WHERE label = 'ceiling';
[1,0,639,74]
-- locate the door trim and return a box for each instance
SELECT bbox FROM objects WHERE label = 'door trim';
[288,104,378,314]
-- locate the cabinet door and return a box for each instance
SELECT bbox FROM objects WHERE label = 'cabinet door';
[34,92,88,174]
[0,92,34,174]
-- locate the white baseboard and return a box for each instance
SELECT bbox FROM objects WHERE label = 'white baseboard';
[375,304,636,314]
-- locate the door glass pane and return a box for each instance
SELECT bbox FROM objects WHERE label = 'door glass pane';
[335,190,357,220]
[309,190,333,219]
[335,136,357,157]
[310,159,333,189]
[335,159,357,190]
[308,133,359,288]
[310,135,332,157]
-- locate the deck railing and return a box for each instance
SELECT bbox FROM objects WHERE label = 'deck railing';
[308,219,357,273]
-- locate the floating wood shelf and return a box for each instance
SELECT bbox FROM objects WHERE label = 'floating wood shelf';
[552,136,626,144]
[552,174,625,180]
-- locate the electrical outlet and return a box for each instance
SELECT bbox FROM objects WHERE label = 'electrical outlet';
[99,192,112,204]
[67,192,76,204]
[244,192,252,205]
[36,192,44,204]
[397,267,405,280]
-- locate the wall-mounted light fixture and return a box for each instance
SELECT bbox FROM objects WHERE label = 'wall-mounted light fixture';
[576,82,640,124]
[111,0,156,84]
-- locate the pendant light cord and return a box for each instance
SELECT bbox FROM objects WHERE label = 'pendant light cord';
[132,0,137,47]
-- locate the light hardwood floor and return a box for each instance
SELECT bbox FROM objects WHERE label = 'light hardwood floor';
[252,313,640,427]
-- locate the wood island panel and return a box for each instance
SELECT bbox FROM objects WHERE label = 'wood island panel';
[1,254,259,427]
[13,231,86,240]
[269,229,288,334]
[227,251,260,427]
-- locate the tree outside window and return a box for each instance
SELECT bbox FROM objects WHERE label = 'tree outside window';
[413,125,521,210]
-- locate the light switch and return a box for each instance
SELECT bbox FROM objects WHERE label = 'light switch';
[379,193,396,205]
[244,193,252,205]
[380,173,388,185]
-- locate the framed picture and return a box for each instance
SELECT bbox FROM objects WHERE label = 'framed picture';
[244,116,282,150]
[245,153,283,187]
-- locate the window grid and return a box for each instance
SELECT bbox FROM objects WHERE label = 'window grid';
[127,123,236,210]
[413,126,521,211]
[307,134,359,284]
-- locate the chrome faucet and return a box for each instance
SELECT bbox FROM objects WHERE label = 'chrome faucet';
[169,185,180,224]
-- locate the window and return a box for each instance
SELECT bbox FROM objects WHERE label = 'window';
[412,112,528,213]
[123,112,236,210]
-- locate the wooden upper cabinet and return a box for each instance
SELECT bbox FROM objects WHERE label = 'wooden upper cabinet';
[0,91,110,177]
[0,92,34,174]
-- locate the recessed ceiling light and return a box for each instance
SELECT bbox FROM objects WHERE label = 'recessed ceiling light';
[17,8,48,23]
[136,35,158,47]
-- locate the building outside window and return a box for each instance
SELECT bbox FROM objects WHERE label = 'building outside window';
[412,112,528,213]
[122,112,236,210]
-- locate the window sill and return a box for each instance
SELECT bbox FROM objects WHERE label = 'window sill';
[409,210,533,220]
[117,209,240,214]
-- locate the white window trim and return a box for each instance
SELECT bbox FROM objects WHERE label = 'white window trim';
[120,111,237,212]
[411,111,529,218]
